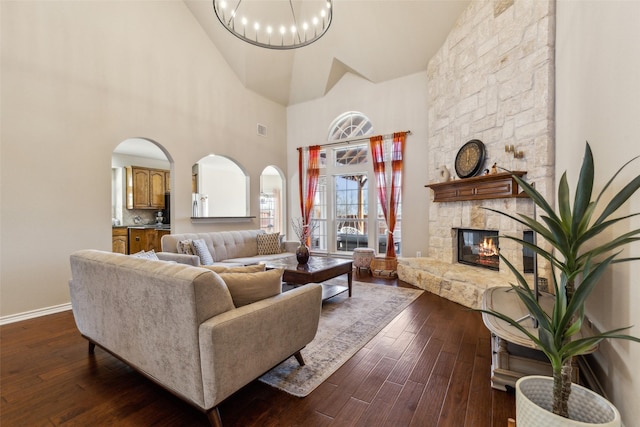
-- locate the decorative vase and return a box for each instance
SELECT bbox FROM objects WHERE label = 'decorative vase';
[296,242,310,265]
[516,376,621,427]
[439,165,451,182]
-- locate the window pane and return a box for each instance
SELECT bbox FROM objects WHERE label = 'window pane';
[334,145,368,166]
[310,176,327,251]
[335,174,368,252]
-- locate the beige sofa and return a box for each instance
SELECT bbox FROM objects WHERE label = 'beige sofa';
[160,229,298,266]
[69,249,322,426]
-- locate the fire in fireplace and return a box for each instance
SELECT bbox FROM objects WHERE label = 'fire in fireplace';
[457,229,499,270]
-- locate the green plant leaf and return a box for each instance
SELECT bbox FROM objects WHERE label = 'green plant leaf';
[559,254,617,334]
[594,174,640,226]
[511,173,562,224]
[558,173,573,233]
[572,143,594,236]
[560,328,640,359]
[594,156,640,224]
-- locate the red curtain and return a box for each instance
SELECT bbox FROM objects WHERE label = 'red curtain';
[369,132,406,258]
[298,145,320,244]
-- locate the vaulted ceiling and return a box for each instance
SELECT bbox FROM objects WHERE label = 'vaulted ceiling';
[184,0,470,106]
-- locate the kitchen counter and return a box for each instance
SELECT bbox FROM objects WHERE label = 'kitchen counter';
[113,224,171,230]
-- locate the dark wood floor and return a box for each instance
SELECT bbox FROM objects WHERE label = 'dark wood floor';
[0,271,515,426]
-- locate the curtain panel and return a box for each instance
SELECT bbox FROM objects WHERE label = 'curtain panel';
[369,132,406,257]
[297,145,321,244]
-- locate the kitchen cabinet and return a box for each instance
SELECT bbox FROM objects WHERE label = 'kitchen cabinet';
[126,166,170,209]
[112,227,128,254]
[128,228,170,254]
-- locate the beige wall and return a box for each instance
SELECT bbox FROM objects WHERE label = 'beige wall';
[0,1,287,317]
[556,1,640,424]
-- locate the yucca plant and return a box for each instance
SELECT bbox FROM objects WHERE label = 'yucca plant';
[480,142,640,418]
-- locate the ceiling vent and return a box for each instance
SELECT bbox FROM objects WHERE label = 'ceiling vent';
[257,123,268,137]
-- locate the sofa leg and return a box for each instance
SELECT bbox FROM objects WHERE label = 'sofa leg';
[207,407,223,427]
[88,342,96,355]
[294,351,305,366]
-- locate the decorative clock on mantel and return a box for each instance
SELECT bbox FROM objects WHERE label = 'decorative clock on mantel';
[454,139,486,179]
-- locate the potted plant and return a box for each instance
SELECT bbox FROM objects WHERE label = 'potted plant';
[480,143,640,426]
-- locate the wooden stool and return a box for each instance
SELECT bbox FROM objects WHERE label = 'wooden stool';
[353,248,375,272]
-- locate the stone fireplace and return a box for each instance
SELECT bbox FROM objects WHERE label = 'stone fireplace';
[397,0,556,308]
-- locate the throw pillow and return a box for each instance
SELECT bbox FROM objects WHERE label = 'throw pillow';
[201,264,266,273]
[257,232,282,255]
[177,239,196,255]
[218,268,283,307]
[192,239,214,266]
[131,250,160,261]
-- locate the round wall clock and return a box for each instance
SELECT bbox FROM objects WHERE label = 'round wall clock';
[454,139,486,179]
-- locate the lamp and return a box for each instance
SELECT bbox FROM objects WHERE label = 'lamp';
[213,0,332,50]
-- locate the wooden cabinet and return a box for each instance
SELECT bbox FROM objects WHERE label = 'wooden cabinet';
[112,227,128,254]
[126,166,170,209]
[425,171,527,202]
[128,228,170,254]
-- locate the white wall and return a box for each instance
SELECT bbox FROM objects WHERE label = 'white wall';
[286,72,430,258]
[556,1,640,424]
[0,1,287,318]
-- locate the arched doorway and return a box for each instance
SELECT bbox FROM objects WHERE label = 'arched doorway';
[111,138,172,254]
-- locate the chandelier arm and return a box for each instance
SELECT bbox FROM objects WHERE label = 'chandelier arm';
[288,0,302,44]
[223,0,243,27]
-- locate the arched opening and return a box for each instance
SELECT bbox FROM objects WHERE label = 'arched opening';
[192,155,249,217]
[111,138,172,254]
[260,165,285,234]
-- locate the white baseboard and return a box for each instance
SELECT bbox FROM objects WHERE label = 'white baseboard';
[0,303,72,325]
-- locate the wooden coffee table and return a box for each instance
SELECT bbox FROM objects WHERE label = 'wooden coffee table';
[264,256,353,301]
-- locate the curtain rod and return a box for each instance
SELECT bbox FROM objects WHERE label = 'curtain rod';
[297,130,411,151]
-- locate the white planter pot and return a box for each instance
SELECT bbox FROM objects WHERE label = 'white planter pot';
[516,376,621,427]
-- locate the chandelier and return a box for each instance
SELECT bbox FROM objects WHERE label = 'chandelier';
[213,0,333,50]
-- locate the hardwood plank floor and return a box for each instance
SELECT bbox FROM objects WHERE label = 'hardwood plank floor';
[0,271,515,426]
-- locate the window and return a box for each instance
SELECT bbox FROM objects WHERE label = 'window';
[308,111,404,255]
[329,111,373,141]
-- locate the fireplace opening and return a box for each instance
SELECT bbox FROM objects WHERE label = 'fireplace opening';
[457,229,499,270]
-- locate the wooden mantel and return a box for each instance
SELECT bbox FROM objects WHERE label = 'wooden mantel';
[425,171,527,202]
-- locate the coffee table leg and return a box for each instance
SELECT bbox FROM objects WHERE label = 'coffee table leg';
[348,269,352,297]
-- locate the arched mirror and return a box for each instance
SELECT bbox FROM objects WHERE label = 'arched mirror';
[260,166,285,234]
[192,155,249,217]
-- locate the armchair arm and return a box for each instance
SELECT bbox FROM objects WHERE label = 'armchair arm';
[198,283,322,408]
[156,252,200,266]
[283,240,300,253]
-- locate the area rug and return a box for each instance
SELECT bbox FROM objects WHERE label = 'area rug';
[258,280,423,397]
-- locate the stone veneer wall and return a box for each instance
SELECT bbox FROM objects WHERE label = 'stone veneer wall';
[400,0,556,308]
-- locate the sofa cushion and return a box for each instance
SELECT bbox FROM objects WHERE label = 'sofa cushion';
[131,249,160,260]
[218,268,283,307]
[257,232,282,255]
[192,239,214,265]
[201,264,266,274]
[177,239,196,256]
